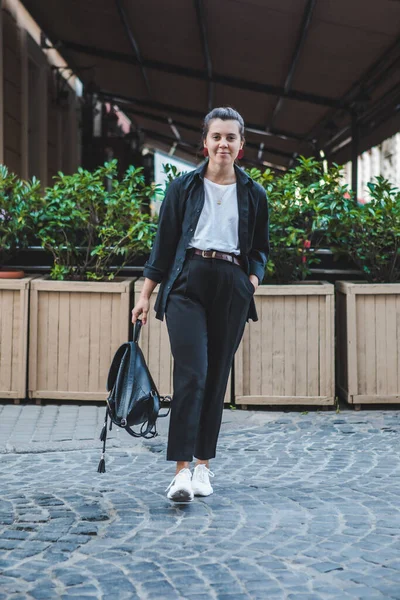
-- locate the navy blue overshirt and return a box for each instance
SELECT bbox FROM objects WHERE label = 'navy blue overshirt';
[143,160,269,322]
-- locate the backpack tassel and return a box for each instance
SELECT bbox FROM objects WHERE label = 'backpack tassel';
[97,453,106,473]
[97,409,108,473]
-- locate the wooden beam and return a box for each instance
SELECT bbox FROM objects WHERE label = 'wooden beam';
[61,39,346,109]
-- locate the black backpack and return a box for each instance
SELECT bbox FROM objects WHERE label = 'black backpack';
[97,320,171,472]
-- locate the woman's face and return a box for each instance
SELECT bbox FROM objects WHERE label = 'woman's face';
[204,119,243,166]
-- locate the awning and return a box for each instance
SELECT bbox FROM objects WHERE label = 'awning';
[21,0,400,170]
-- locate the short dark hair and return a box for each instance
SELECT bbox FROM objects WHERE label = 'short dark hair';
[202,107,245,141]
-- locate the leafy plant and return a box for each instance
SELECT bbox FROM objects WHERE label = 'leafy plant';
[327,176,400,283]
[34,160,158,281]
[0,165,41,267]
[163,163,184,185]
[248,156,349,283]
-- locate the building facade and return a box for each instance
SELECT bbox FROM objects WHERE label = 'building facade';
[0,0,80,184]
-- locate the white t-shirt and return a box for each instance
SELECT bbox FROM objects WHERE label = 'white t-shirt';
[188,178,240,255]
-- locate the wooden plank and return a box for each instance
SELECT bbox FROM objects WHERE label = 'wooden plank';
[283,295,296,397]
[235,395,334,405]
[357,294,367,395]
[260,293,272,396]
[119,286,130,343]
[397,294,400,395]
[28,286,39,396]
[17,285,29,398]
[36,291,49,391]
[254,284,334,296]
[346,289,358,398]
[57,292,70,392]
[67,292,80,392]
[319,295,326,398]
[98,292,113,393]
[31,277,131,293]
[375,295,387,396]
[0,290,10,391]
[295,296,307,396]
[364,294,377,397]
[88,292,101,393]
[271,296,284,396]
[0,278,30,290]
[307,295,319,396]
[8,291,19,394]
[349,284,400,295]
[31,390,109,401]
[110,292,121,360]
[327,293,335,400]
[46,291,59,392]
[77,292,90,392]
[385,295,398,395]
[353,394,400,404]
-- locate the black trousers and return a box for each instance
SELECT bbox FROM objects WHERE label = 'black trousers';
[165,252,254,462]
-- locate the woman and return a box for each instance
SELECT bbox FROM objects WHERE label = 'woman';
[132,107,269,502]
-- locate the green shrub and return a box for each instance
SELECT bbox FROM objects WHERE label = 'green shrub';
[327,176,400,283]
[0,164,41,267]
[34,160,158,281]
[248,156,349,283]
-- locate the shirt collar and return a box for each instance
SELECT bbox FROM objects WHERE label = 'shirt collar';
[194,159,253,186]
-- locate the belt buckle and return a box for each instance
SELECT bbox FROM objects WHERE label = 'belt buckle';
[202,250,216,258]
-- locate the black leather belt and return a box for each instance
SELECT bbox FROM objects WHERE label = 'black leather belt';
[192,248,242,267]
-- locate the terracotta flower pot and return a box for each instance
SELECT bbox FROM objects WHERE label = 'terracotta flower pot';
[0,269,25,279]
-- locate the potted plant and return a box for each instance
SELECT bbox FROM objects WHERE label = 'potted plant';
[232,157,342,408]
[0,164,41,278]
[28,160,158,402]
[329,176,400,408]
[0,165,41,401]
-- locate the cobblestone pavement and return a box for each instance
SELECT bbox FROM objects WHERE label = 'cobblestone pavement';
[1,403,400,599]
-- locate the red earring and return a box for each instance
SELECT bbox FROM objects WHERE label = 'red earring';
[203,148,209,157]
[238,148,244,160]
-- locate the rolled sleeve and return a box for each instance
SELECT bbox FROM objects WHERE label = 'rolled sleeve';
[248,188,269,284]
[143,178,183,283]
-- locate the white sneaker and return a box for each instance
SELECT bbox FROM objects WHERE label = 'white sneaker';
[192,464,214,497]
[166,468,194,502]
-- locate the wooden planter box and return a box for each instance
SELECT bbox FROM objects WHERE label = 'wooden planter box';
[235,282,335,407]
[28,277,135,401]
[336,281,400,407]
[0,277,32,401]
[134,279,232,404]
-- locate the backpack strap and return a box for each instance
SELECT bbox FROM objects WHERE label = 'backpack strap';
[133,319,142,343]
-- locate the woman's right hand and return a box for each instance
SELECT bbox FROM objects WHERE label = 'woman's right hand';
[131,297,150,325]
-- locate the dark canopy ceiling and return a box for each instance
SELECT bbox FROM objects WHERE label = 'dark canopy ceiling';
[22,0,400,169]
